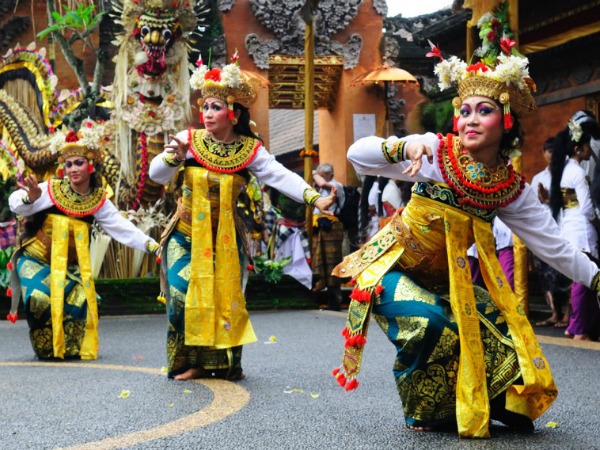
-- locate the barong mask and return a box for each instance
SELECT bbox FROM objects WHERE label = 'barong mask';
[427,3,536,132]
[190,50,259,124]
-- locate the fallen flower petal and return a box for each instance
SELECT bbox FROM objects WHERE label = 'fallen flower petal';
[182,389,192,394]
[310,393,320,399]
[546,421,560,429]
[118,389,131,398]
[283,388,304,394]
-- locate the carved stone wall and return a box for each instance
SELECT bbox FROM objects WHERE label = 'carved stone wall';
[245,0,364,69]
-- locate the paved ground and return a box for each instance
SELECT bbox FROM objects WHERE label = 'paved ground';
[1,310,599,450]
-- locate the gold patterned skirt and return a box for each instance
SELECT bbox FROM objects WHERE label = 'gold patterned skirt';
[372,270,520,427]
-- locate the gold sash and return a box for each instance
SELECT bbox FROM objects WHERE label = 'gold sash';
[48,214,98,360]
[184,167,257,348]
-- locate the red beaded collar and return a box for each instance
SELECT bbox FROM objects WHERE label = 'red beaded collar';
[437,133,525,210]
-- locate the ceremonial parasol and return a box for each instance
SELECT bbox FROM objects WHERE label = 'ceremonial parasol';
[351,57,419,136]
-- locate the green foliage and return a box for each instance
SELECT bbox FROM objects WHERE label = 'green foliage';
[476,0,523,65]
[421,100,454,134]
[0,177,17,222]
[253,256,292,284]
[0,246,14,289]
[37,3,104,39]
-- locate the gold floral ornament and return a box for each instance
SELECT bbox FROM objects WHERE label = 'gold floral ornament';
[426,2,536,132]
[190,49,259,123]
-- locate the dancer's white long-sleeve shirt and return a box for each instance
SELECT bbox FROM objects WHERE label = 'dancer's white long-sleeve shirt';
[9,182,154,253]
[348,133,599,288]
[149,130,314,204]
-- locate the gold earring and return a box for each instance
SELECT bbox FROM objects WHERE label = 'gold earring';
[232,118,238,125]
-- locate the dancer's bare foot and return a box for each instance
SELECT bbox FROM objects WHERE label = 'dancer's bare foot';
[174,368,205,380]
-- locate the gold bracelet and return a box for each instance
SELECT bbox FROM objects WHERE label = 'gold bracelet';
[303,187,321,206]
[382,136,406,164]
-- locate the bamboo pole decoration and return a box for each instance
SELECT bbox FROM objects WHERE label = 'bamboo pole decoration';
[301,0,318,239]
[507,0,529,316]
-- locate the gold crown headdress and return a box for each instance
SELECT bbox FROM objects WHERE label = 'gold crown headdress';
[190,50,258,123]
[427,2,536,131]
[49,119,107,177]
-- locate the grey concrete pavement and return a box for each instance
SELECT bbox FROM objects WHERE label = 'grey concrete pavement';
[1,310,599,450]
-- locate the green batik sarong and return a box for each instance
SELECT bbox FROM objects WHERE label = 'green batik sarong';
[372,270,521,429]
[17,253,88,359]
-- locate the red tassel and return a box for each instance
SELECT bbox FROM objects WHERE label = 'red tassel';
[227,109,235,121]
[88,163,95,174]
[354,334,367,347]
[341,327,350,338]
[375,285,384,295]
[7,261,13,271]
[336,373,347,387]
[347,278,357,286]
[6,287,12,297]
[57,167,64,178]
[453,114,459,132]
[6,313,17,323]
[332,367,340,377]
[345,378,359,391]
[199,112,204,124]
[503,112,513,130]
[247,264,254,271]
[155,255,162,264]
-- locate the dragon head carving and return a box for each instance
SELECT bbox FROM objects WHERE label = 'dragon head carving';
[132,8,183,78]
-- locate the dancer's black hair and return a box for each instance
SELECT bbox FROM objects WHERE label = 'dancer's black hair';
[233,103,261,141]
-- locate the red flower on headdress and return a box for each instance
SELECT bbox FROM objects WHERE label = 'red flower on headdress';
[486,31,497,42]
[466,62,490,73]
[231,49,240,64]
[205,68,222,82]
[425,40,443,61]
[65,130,79,142]
[491,18,500,29]
[500,37,516,55]
[196,57,203,67]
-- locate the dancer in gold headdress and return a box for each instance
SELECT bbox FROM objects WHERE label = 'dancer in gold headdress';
[330,38,600,438]
[149,52,336,381]
[8,120,159,360]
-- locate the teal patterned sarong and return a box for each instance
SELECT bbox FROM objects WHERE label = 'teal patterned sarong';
[372,271,521,428]
[17,253,87,359]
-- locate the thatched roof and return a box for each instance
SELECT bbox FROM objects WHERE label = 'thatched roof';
[268,109,319,156]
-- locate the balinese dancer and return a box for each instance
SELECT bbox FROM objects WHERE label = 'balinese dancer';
[549,110,600,340]
[7,120,159,360]
[330,42,600,438]
[149,53,335,381]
